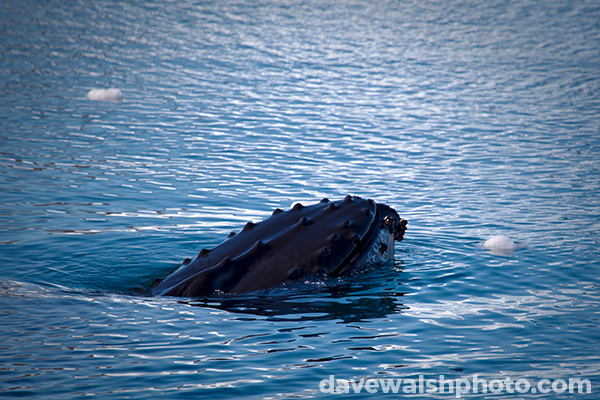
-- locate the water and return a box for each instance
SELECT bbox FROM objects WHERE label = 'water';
[1,0,599,398]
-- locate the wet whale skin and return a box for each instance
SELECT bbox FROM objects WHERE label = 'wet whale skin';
[151,196,408,297]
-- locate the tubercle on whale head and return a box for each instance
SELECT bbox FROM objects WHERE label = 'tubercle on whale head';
[394,218,408,241]
[381,213,408,242]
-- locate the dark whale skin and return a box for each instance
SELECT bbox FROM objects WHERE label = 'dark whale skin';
[151,196,407,297]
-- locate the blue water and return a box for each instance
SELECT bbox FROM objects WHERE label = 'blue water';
[1,0,599,398]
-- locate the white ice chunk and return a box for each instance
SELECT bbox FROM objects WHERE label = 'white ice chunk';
[87,88,123,103]
[484,235,516,249]
[483,234,521,255]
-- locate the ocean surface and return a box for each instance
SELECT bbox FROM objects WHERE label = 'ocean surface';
[1,0,599,398]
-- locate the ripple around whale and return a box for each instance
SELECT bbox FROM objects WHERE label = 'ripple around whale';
[183,267,409,323]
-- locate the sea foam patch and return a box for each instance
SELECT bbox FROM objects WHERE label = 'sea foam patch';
[87,88,123,103]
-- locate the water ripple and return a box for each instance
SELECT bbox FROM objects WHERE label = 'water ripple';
[2,0,600,398]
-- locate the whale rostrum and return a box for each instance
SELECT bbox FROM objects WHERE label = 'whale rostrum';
[150,196,407,297]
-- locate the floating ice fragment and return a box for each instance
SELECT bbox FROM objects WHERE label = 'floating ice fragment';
[483,235,515,249]
[87,88,123,103]
[483,234,521,255]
